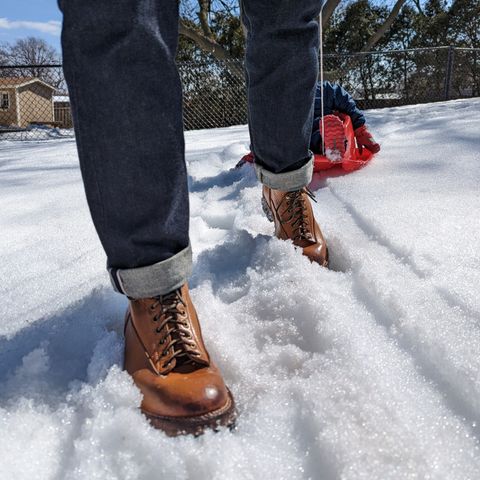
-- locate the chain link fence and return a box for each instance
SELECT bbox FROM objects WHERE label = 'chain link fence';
[1,46,478,141]
[323,46,479,110]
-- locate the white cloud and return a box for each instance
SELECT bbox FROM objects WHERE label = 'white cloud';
[0,18,61,36]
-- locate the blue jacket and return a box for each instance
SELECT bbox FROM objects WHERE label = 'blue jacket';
[310,81,366,153]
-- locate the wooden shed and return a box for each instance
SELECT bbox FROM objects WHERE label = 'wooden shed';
[0,77,56,128]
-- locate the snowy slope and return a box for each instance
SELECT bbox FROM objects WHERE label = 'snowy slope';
[1,99,480,480]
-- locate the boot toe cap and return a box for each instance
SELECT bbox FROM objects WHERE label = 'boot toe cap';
[303,243,329,267]
[135,366,230,418]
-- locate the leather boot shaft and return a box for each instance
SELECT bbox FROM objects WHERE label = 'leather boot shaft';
[262,186,329,267]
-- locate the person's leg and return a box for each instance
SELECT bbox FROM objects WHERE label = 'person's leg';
[60,0,190,298]
[241,0,322,190]
[59,0,236,435]
[241,0,329,266]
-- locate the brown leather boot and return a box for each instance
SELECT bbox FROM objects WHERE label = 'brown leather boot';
[124,284,236,436]
[261,186,329,267]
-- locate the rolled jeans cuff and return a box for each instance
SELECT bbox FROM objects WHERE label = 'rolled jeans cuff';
[254,153,314,192]
[108,244,192,298]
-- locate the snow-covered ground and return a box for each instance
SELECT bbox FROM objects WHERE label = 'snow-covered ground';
[1,99,480,479]
[0,125,74,141]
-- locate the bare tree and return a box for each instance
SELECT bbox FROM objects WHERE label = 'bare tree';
[0,43,9,68]
[6,37,59,66]
[3,37,63,88]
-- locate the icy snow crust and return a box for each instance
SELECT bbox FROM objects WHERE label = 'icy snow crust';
[1,99,480,479]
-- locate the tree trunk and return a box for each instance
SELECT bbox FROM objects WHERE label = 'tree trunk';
[197,0,214,38]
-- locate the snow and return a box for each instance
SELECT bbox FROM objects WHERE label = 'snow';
[1,98,480,479]
[325,148,343,163]
[0,126,74,141]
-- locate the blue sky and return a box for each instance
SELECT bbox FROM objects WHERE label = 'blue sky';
[1,0,62,51]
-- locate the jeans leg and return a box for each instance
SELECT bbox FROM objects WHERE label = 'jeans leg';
[241,0,322,191]
[59,0,191,297]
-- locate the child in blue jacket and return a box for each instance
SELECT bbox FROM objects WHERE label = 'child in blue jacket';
[311,81,380,154]
[238,81,380,168]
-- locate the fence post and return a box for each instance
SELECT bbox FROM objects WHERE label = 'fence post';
[444,46,455,101]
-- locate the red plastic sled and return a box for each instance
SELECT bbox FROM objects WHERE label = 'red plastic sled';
[313,113,374,173]
[237,112,375,173]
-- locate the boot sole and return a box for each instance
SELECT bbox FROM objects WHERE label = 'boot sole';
[141,389,237,437]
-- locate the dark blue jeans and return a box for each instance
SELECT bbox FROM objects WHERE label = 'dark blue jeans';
[59,0,322,298]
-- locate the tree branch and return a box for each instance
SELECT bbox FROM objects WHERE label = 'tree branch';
[361,0,407,52]
[321,0,342,29]
[178,19,244,79]
[411,0,425,16]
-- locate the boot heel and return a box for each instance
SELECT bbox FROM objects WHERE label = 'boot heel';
[261,196,274,222]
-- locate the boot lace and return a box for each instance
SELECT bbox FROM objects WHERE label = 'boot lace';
[283,187,317,242]
[149,289,200,374]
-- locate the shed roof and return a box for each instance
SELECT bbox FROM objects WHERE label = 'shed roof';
[0,77,56,90]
